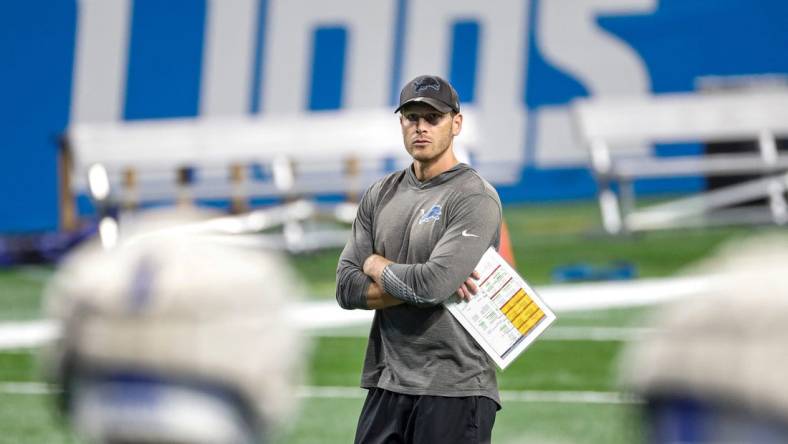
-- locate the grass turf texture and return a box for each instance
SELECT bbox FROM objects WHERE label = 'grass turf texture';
[0,338,635,443]
[308,337,625,392]
[0,201,781,442]
[0,389,642,444]
[0,266,52,322]
[279,398,645,444]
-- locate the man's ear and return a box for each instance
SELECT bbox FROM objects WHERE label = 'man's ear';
[452,113,463,136]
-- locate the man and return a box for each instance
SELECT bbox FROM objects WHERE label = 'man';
[336,75,503,444]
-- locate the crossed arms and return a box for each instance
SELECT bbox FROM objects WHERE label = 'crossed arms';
[360,254,481,309]
[335,189,501,311]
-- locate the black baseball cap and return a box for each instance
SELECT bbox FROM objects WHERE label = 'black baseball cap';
[395,75,460,114]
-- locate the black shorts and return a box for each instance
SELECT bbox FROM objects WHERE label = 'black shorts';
[354,388,498,444]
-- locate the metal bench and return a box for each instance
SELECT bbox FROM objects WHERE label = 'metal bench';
[59,109,480,231]
[571,91,788,234]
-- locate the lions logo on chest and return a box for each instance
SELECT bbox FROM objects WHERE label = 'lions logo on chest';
[418,204,442,224]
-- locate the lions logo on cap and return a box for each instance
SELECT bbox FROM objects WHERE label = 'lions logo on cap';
[414,77,441,93]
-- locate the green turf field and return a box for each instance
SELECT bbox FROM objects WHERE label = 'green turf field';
[0,201,779,443]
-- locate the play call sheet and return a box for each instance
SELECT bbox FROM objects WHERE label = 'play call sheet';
[445,247,557,370]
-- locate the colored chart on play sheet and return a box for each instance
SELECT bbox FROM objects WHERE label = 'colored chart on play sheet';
[473,253,544,330]
[501,289,545,336]
[445,247,556,370]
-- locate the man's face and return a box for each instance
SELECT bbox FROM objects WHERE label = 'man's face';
[399,103,462,163]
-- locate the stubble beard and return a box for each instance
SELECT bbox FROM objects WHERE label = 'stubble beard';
[407,126,453,164]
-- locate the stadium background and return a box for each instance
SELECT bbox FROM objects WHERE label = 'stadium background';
[3,0,788,233]
[2,1,788,442]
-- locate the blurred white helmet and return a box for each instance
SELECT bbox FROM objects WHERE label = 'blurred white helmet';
[620,233,788,443]
[44,209,305,443]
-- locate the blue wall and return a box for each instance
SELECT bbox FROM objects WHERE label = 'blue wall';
[124,0,206,120]
[0,2,76,232]
[2,0,788,232]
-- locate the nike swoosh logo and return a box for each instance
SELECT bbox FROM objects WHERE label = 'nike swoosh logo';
[461,230,479,238]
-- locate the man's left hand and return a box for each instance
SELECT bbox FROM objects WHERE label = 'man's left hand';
[363,254,393,284]
[456,271,480,302]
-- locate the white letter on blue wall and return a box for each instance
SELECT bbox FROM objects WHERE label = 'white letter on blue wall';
[200,0,259,116]
[70,0,131,123]
[535,0,655,165]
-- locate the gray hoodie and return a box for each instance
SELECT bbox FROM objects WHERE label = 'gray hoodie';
[336,163,502,406]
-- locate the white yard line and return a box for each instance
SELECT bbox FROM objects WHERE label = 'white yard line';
[0,274,708,350]
[0,382,58,395]
[543,326,653,341]
[1,382,641,405]
[499,389,641,404]
[308,326,653,341]
[0,320,58,349]
[295,386,643,405]
[0,321,652,350]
